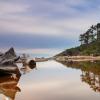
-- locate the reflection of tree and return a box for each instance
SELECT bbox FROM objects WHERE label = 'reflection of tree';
[81,71,100,92]
[0,64,21,100]
[57,61,100,93]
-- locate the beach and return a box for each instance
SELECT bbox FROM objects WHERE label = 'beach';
[55,56,100,62]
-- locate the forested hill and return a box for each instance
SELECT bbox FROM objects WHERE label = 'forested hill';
[56,23,100,57]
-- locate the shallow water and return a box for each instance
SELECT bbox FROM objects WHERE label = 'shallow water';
[0,60,100,100]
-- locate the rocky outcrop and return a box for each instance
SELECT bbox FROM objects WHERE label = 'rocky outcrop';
[4,48,16,59]
[0,48,20,65]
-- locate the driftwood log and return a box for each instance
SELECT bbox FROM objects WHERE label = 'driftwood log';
[0,47,36,75]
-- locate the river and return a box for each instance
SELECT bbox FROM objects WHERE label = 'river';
[0,60,100,100]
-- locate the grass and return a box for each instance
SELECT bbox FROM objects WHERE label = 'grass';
[56,40,100,56]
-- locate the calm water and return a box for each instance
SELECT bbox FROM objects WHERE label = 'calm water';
[0,60,100,100]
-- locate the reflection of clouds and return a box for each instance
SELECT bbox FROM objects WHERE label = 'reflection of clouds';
[19,61,80,85]
[37,60,64,68]
[16,61,100,100]
[18,77,99,100]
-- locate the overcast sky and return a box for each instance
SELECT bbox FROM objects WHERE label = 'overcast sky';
[0,0,100,56]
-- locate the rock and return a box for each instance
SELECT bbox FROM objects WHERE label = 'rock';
[3,47,16,59]
[0,48,20,65]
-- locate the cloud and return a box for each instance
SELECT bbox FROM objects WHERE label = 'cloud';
[0,13,98,39]
[0,34,78,50]
[16,48,61,56]
[0,1,29,15]
[0,0,100,51]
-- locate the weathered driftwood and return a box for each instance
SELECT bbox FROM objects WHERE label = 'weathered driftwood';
[0,48,36,75]
[28,60,36,68]
[0,64,21,76]
[35,57,48,62]
[0,48,21,76]
[20,60,36,74]
[0,48,20,65]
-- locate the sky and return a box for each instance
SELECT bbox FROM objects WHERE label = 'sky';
[0,0,100,57]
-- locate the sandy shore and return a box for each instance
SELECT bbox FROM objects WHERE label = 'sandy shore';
[55,56,100,62]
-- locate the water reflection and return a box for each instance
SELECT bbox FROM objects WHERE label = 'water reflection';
[0,74,21,100]
[57,61,100,93]
[0,60,37,100]
[0,60,100,100]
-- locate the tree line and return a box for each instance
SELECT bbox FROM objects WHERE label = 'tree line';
[79,23,100,45]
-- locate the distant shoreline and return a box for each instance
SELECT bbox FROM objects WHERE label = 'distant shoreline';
[55,56,100,62]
